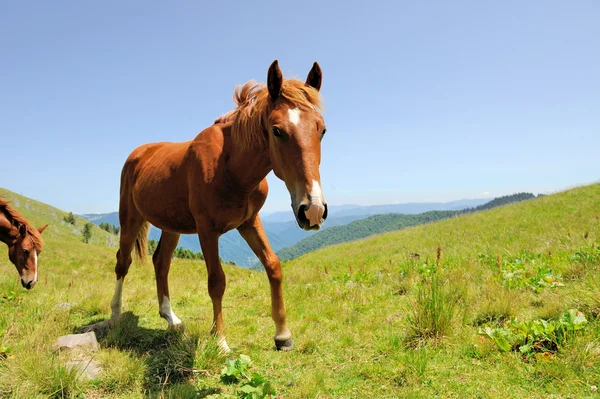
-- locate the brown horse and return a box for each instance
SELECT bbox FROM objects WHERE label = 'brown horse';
[0,198,48,289]
[107,60,327,351]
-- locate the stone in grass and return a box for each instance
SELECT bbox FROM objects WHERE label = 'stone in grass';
[53,332,99,352]
[67,358,103,380]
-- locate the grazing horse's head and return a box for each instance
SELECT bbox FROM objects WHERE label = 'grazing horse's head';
[264,60,328,230]
[8,223,47,290]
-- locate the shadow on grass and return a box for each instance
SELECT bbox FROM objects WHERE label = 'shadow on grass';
[78,312,223,398]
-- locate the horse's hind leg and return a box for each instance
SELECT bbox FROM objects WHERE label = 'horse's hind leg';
[109,195,147,323]
[153,231,182,328]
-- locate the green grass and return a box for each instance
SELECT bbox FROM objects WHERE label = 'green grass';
[1,184,600,398]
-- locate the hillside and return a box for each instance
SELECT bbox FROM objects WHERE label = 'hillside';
[1,184,599,398]
[277,192,536,262]
[0,188,120,251]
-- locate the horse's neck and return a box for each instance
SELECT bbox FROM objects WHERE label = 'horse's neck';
[0,211,16,247]
[226,144,272,193]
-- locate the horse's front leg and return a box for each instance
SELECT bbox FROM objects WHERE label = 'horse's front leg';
[198,230,230,353]
[238,215,293,351]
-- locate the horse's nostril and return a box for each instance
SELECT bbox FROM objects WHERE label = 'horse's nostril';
[24,281,32,290]
[297,204,309,223]
[323,203,328,220]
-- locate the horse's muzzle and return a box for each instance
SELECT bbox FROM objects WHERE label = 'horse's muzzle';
[21,279,36,290]
[296,203,328,231]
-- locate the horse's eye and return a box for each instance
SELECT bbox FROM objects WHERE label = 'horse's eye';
[23,249,30,256]
[272,127,283,138]
[321,128,327,139]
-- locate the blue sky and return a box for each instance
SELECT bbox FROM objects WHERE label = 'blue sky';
[1,1,598,214]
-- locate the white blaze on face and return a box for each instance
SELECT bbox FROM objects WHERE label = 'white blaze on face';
[160,296,182,327]
[33,249,38,283]
[288,108,301,126]
[304,180,326,226]
[21,249,39,285]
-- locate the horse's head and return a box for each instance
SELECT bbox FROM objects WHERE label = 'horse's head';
[265,60,328,231]
[8,224,47,289]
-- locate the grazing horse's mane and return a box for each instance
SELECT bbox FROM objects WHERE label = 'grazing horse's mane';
[0,198,44,251]
[215,79,323,151]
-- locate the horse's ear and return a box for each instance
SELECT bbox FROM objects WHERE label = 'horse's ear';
[38,224,48,234]
[19,224,27,237]
[305,62,322,91]
[267,60,283,100]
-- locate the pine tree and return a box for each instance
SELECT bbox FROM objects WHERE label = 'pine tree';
[63,212,76,226]
[82,222,93,243]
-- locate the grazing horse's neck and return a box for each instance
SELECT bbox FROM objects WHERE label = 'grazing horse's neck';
[0,211,16,248]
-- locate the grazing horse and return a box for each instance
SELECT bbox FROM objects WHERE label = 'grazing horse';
[108,60,328,351]
[0,198,48,289]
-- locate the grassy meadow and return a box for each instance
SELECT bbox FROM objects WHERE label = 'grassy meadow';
[1,184,599,398]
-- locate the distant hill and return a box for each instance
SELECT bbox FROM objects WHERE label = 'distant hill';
[79,198,493,267]
[80,212,120,226]
[275,193,536,263]
[260,198,490,223]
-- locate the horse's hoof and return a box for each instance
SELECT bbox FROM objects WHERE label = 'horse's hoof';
[275,338,293,351]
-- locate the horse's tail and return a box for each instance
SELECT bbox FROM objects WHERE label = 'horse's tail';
[134,221,150,264]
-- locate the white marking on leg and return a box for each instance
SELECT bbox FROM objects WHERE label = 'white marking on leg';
[217,337,231,353]
[110,277,124,318]
[160,295,182,327]
[288,108,301,126]
[304,180,326,226]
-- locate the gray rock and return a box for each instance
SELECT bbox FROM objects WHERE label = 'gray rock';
[66,358,103,380]
[53,332,99,352]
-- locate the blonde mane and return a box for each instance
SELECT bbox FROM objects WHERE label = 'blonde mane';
[0,198,44,251]
[215,79,323,151]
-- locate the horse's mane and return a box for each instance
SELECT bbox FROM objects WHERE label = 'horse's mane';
[0,198,44,251]
[215,79,323,151]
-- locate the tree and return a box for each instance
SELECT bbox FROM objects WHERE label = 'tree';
[63,212,76,226]
[99,222,120,236]
[147,240,204,260]
[173,247,204,260]
[82,222,93,243]
[148,239,158,255]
